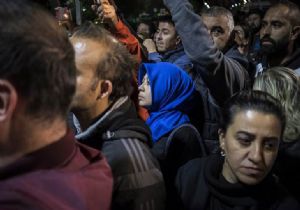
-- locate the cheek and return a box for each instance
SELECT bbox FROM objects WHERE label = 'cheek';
[264,151,278,169]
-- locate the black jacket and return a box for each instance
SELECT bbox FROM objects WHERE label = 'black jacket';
[275,140,300,202]
[175,155,300,210]
[75,97,166,210]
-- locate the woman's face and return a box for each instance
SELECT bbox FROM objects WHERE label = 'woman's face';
[219,110,282,185]
[138,74,152,108]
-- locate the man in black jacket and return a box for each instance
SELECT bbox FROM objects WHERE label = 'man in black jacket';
[70,22,165,210]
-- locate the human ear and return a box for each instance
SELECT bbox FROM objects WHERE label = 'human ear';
[0,80,17,121]
[291,26,300,41]
[218,129,226,151]
[99,80,113,99]
[175,35,181,46]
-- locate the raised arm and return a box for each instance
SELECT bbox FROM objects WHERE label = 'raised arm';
[163,0,249,104]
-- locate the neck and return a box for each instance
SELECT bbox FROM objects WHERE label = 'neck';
[73,100,110,131]
[0,116,67,168]
[222,159,238,184]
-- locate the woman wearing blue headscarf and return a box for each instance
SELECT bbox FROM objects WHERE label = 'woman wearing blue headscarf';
[138,62,206,209]
[138,62,196,143]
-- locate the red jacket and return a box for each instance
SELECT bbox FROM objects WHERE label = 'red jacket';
[111,19,149,121]
[0,129,113,210]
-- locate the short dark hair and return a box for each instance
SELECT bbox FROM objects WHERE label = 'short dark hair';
[220,90,286,138]
[157,15,175,27]
[0,0,76,120]
[72,22,136,102]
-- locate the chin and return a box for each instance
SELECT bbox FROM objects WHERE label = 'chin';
[238,173,265,186]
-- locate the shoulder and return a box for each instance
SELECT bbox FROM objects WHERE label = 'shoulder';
[0,169,112,210]
[102,138,161,175]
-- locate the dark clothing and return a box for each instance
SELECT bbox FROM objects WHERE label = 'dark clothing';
[152,123,206,210]
[282,48,300,70]
[176,155,300,210]
[0,129,113,210]
[163,0,250,106]
[75,97,166,210]
[163,0,249,154]
[275,140,300,202]
[148,45,193,72]
[256,47,300,76]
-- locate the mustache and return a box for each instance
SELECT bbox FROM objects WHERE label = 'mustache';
[260,36,276,45]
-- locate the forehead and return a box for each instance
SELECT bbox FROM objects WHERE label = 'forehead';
[202,15,230,30]
[230,110,282,135]
[264,5,290,23]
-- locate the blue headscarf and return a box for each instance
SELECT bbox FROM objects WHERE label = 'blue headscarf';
[138,62,195,143]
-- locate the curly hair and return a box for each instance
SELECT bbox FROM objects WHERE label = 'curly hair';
[253,67,300,142]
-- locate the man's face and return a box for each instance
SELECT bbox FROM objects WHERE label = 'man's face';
[247,13,261,33]
[70,37,103,112]
[260,6,293,55]
[155,21,179,53]
[202,15,232,51]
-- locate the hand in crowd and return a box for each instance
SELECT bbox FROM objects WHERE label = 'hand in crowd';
[91,0,118,25]
[143,38,157,53]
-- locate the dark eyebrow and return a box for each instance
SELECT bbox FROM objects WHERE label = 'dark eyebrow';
[235,131,255,138]
[271,20,283,25]
[211,26,224,32]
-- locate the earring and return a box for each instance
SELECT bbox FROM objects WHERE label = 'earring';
[220,149,226,157]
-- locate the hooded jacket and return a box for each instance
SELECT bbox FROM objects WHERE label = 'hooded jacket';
[75,96,166,210]
[148,44,193,72]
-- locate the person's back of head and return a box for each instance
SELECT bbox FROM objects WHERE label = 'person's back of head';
[253,67,300,142]
[0,0,76,121]
[72,22,136,103]
[201,6,235,51]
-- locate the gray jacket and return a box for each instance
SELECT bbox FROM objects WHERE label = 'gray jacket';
[163,0,249,105]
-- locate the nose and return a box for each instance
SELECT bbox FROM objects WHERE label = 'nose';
[156,32,162,40]
[248,142,263,164]
[138,84,144,91]
[260,24,271,38]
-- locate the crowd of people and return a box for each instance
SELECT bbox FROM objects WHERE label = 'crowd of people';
[0,0,300,209]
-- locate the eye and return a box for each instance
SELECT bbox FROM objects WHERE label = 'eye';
[236,134,252,146]
[264,140,278,151]
[211,27,224,37]
[272,22,282,29]
[238,138,252,146]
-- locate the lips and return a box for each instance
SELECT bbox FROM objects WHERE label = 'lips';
[261,38,274,45]
[240,167,264,176]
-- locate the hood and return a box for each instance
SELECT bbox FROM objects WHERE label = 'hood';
[75,97,152,149]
